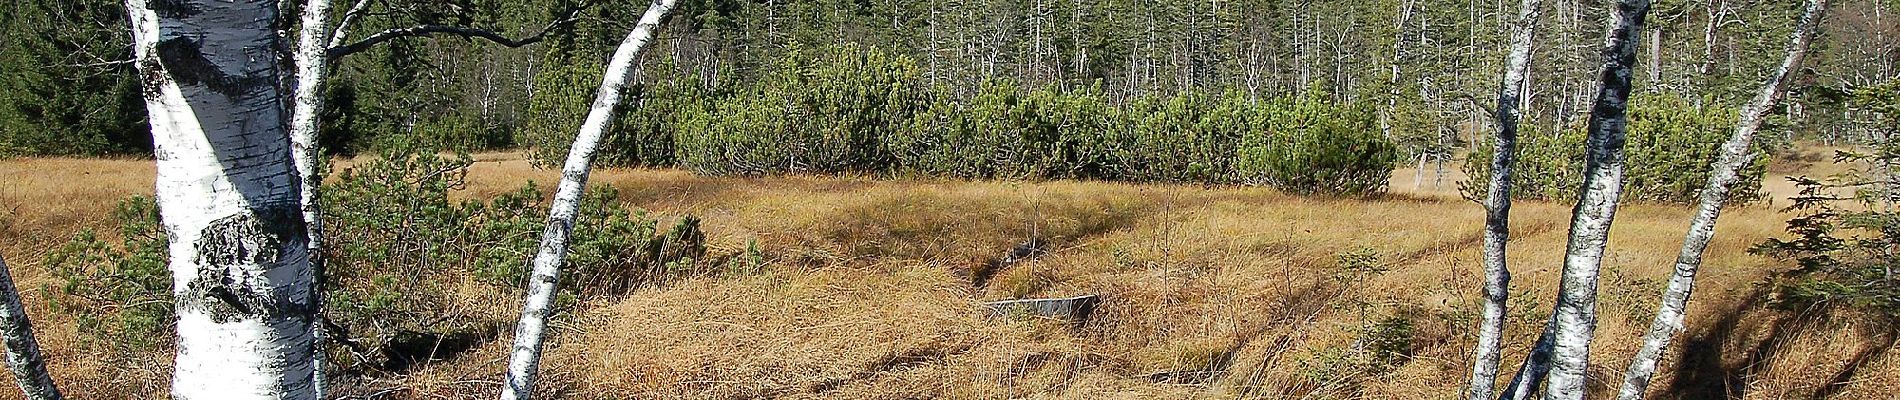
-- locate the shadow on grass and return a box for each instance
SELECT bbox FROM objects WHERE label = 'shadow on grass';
[1664,287,1895,400]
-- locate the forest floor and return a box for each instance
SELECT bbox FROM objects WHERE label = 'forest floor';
[0,148,1893,399]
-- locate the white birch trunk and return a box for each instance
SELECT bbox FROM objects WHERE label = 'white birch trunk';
[0,254,60,400]
[289,0,335,396]
[126,0,319,399]
[1614,1,1825,399]
[1544,1,1652,399]
[499,0,677,398]
[1469,0,1542,398]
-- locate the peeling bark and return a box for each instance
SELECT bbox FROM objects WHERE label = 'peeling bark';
[1470,0,1542,398]
[0,254,60,400]
[1615,1,1827,399]
[1543,1,1652,399]
[127,0,318,398]
[498,1,678,399]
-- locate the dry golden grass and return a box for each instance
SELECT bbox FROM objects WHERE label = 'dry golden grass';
[0,151,1894,399]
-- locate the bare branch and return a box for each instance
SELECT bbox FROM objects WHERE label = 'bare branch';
[325,2,589,60]
[1459,93,1498,118]
[327,0,375,49]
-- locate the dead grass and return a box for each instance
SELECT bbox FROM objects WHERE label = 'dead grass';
[0,151,1895,400]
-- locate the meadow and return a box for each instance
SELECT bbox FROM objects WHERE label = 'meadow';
[0,152,1892,399]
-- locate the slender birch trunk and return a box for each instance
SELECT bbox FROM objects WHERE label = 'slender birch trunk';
[1615,2,1826,399]
[289,0,335,396]
[1502,321,1557,400]
[1544,1,1652,399]
[0,254,60,400]
[127,0,319,398]
[499,1,677,398]
[1469,0,1542,398]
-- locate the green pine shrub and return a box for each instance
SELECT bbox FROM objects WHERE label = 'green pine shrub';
[521,57,607,169]
[1623,94,1767,203]
[1236,96,1397,195]
[566,45,1399,196]
[43,141,710,374]
[676,44,921,175]
[42,196,170,362]
[1460,122,1588,201]
[1461,93,1765,204]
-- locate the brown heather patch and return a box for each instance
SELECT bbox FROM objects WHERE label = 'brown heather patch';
[0,151,1893,399]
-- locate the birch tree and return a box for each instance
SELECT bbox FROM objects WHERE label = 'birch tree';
[0,254,59,400]
[285,2,595,392]
[1544,1,1653,399]
[1615,1,1827,399]
[126,0,319,398]
[287,1,336,396]
[1469,0,1543,398]
[500,0,679,398]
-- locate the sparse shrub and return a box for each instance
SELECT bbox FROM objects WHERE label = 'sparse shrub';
[1296,313,1417,395]
[1332,246,1386,276]
[42,196,170,364]
[1752,176,1900,320]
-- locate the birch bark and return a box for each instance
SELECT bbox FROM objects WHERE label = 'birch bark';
[126,0,319,398]
[1469,0,1543,398]
[0,254,60,400]
[1615,2,1826,399]
[1502,321,1557,400]
[288,0,335,396]
[499,0,678,398]
[1544,1,1652,399]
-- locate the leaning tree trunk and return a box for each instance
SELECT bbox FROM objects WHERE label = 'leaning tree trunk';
[499,0,677,399]
[1501,320,1557,400]
[0,254,60,400]
[1544,1,1652,399]
[1469,0,1543,398]
[288,0,336,396]
[1615,1,1826,399]
[127,1,319,399]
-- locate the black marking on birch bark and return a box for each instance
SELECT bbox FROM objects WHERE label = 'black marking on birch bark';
[183,207,311,323]
[149,0,202,18]
[155,37,270,98]
[139,58,170,102]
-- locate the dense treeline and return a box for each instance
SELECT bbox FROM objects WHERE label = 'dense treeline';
[2,0,1895,195]
[528,45,1396,193]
